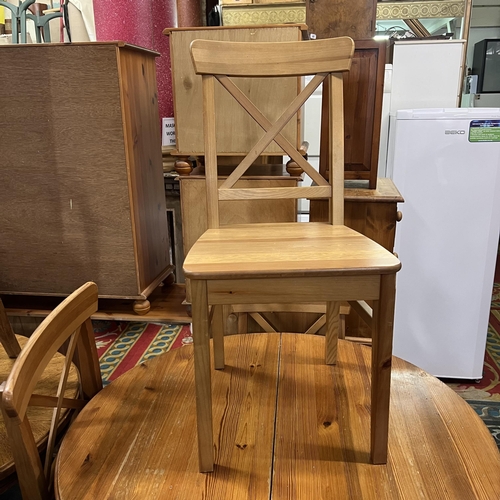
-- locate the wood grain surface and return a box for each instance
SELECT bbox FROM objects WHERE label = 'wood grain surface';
[0,43,170,300]
[184,223,400,280]
[55,334,500,499]
[168,26,302,155]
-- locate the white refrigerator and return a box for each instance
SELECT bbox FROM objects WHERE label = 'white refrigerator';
[388,108,500,378]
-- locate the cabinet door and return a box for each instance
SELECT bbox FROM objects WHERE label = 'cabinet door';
[343,41,385,187]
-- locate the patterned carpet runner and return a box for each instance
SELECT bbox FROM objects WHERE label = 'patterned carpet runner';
[93,321,192,386]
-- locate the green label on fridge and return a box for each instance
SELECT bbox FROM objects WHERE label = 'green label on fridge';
[469,120,500,142]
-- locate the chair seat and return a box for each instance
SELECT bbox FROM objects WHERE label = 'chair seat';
[184,222,401,280]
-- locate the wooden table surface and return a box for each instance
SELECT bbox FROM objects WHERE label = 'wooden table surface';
[55,334,500,499]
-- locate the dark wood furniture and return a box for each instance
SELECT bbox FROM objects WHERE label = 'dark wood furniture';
[0,42,172,315]
[55,334,500,499]
[306,0,377,39]
[342,40,386,187]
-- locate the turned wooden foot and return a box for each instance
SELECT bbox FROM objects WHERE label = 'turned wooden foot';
[133,299,151,315]
[174,157,192,176]
[162,272,176,286]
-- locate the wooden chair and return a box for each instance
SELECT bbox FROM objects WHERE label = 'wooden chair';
[183,36,401,473]
[1,282,102,500]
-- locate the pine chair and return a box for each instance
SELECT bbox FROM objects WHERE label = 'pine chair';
[183,36,401,473]
[1,282,102,500]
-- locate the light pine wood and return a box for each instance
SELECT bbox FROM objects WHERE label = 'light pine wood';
[55,334,500,500]
[217,72,327,192]
[329,73,345,225]
[215,75,326,187]
[0,43,171,303]
[0,335,79,482]
[349,300,373,328]
[370,274,396,464]
[310,178,404,339]
[185,36,401,471]
[211,305,225,370]
[190,38,354,77]
[325,301,340,365]
[180,175,298,303]
[167,26,302,155]
[185,223,399,280]
[1,282,102,500]
[218,185,331,200]
[191,279,214,472]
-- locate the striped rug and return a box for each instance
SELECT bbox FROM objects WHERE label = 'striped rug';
[93,320,192,385]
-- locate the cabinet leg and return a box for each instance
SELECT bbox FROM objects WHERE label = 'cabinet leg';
[133,299,151,315]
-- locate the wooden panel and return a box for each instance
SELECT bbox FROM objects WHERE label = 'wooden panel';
[118,47,171,294]
[343,40,385,188]
[56,334,280,499]
[207,276,381,304]
[306,0,377,39]
[0,44,137,297]
[272,334,500,499]
[168,26,301,155]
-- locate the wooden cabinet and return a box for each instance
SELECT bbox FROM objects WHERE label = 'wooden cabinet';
[165,25,304,156]
[343,40,386,187]
[306,0,377,40]
[0,42,172,313]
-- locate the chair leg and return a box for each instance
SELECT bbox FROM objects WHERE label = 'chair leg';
[370,273,396,464]
[325,301,340,365]
[238,312,248,334]
[191,279,214,472]
[211,305,225,370]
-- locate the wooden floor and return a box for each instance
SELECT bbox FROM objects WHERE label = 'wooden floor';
[56,334,500,499]
[2,284,190,331]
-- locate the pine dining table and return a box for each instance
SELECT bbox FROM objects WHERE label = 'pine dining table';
[55,333,500,499]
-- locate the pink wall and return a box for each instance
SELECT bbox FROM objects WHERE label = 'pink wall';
[93,0,178,120]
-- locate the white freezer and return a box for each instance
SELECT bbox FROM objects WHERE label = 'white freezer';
[389,108,500,378]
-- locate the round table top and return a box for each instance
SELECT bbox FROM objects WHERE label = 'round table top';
[56,333,500,499]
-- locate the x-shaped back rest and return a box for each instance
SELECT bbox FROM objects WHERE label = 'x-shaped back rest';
[190,37,355,229]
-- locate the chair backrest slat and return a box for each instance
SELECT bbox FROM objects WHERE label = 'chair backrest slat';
[190,38,354,77]
[191,37,354,228]
[219,186,332,201]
